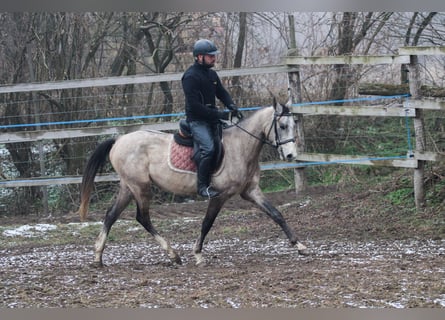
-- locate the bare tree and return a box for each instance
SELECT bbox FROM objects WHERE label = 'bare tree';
[0,13,117,213]
[329,12,393,103]
[401,12,438,84]
[139,12,192,115]
[0,13,44,206]
[109,13,144,116]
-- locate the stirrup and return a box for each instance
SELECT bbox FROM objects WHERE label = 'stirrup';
[198,186,220,199]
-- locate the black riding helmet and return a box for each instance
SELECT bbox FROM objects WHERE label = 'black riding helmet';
[193,39,220,59]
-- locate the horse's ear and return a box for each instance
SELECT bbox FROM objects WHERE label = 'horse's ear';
[268,88,276,103]
[273,96,284,114]
[285,96,292,108]
[268,88,286,114]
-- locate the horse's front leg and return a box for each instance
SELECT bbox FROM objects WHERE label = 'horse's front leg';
[241,186,309,255]
[193,196,227,266]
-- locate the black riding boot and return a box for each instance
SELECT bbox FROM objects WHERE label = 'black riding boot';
[197,156,220,198]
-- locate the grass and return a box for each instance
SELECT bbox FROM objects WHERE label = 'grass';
[385,187,415,206]
[260,169,295,192]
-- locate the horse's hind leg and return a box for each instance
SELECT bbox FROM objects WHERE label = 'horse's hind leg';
[94,184,132,267]
[134,191,182,265]
[241,184,308,255]
[193,196,226,266]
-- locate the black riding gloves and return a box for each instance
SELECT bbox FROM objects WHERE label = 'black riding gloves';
[218,110,230,121]
[228,104,243,120]
[228,104,238,112]
[218,105,243,121]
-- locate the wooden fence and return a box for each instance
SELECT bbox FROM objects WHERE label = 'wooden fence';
[1,46,445,211]
[285,46,445,209]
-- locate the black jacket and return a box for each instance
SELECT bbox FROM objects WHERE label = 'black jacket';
[182,62,235,123]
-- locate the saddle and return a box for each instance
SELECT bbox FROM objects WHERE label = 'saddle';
[171,119,224,173]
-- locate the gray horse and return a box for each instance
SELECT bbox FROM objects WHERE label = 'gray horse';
[78,99,308,267]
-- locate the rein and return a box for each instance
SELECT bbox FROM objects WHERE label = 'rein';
[232,111,296,148]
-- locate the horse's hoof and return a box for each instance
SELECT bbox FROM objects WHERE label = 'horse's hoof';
[196,259,207,267]
[296,242,310,256]
[171,255,182,265]
[195,254,206,267]
[90,261,104,268]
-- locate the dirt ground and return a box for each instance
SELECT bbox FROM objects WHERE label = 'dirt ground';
[0,184,444,308]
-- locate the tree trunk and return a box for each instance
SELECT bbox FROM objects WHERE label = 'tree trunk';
[231,12,247,99]
[328,12,356,104]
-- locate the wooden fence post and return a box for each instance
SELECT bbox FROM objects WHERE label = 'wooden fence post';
[408,54,426,210]
[288,70,306,193]
[287,14,306,193]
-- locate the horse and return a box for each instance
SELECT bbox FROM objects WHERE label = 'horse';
[78,98,308,267]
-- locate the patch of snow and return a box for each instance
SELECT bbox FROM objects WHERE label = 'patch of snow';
[67,221,102,228]
[226,297,241,308]
[434,295,445,307]
[386,301,405,308]
[2,223,57,237]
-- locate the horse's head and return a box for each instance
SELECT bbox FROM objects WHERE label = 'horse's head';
[269,98,298,161]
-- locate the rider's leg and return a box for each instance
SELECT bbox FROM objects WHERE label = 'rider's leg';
[196,155,220,198]
[188,121,220,198]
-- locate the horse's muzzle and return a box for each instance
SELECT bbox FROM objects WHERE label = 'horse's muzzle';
[279,143,298,162]
[285,153,297,161]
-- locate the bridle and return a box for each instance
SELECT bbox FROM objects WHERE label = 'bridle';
[268,112,297,147]
[233,110,296,149]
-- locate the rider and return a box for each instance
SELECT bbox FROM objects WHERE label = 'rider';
[182,39,241,198]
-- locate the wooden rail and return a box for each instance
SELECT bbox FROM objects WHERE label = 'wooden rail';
[0,65,299,93]
[0,122,179,144]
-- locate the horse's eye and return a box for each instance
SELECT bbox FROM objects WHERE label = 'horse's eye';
[280,124,287,130]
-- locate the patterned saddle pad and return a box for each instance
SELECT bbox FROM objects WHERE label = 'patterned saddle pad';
[168,139,197,173]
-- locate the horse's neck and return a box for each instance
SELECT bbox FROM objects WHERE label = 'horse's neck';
[228,107,273,160]
[242,106,273,138]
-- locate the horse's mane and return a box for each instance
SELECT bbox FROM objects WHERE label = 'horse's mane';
[222,106,272,136]
[237,105,272,123]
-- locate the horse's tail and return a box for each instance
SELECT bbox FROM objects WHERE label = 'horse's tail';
[78,138,116,221]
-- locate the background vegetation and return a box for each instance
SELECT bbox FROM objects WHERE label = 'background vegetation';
[1,12,445,216]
